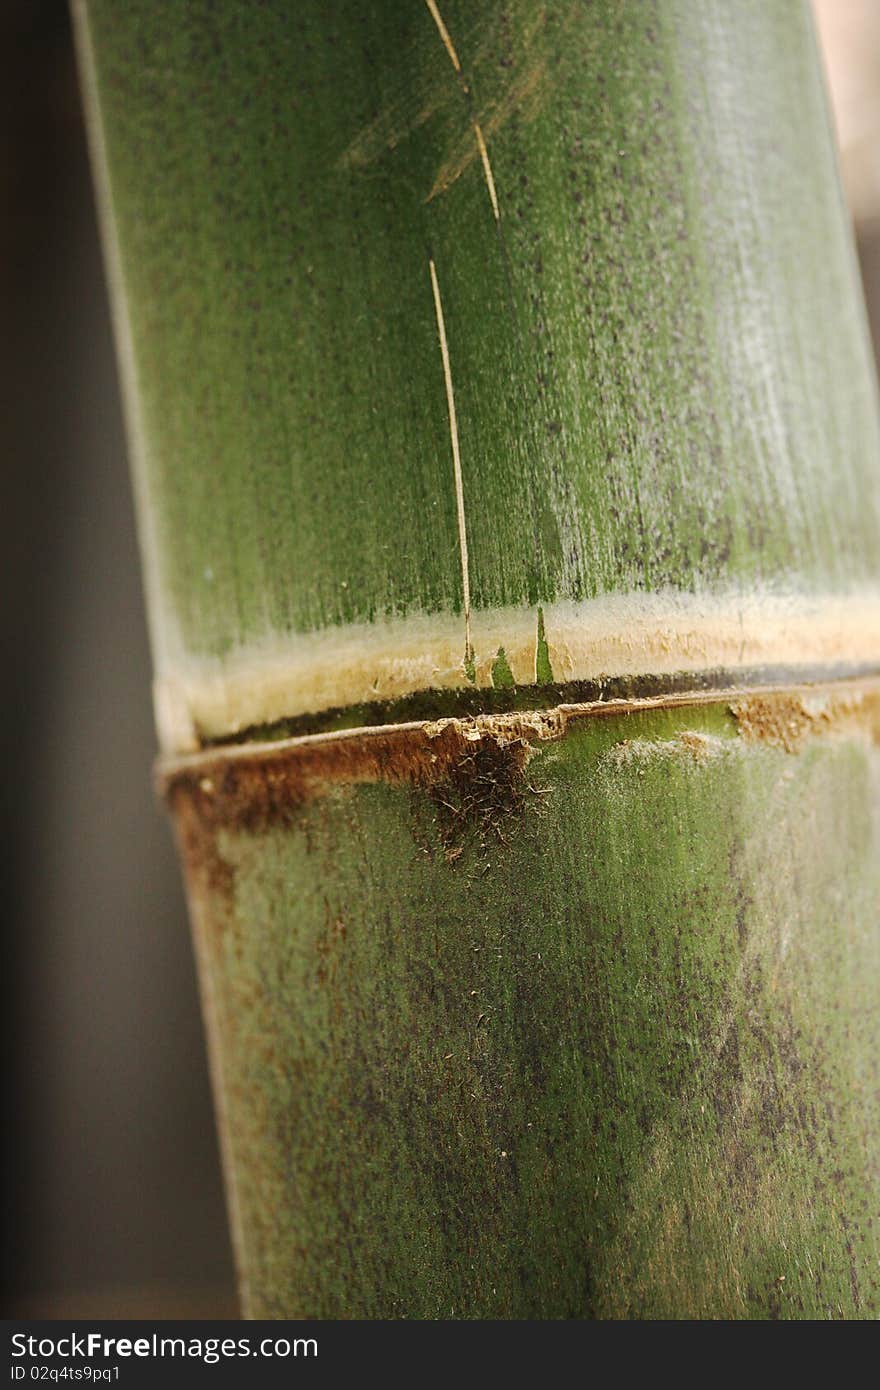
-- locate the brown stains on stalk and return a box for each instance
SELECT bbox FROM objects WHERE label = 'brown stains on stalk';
[163,713,558,830]
[163,713,558,905]
[171,784,236,907]
[731,688,880,753]
[163,680,880,913]
[428,733,545,859]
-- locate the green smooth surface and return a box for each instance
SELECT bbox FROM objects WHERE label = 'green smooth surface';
[189,707,880,1318]
[82,0,880,662]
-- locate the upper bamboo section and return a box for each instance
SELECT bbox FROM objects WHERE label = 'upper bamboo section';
[77,0,880,749]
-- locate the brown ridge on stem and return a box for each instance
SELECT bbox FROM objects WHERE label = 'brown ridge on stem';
[163,714,545,836]
[164,679,880,921]
[161,678,880,830]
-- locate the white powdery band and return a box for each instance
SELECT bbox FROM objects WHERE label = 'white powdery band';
[153,588,880,752]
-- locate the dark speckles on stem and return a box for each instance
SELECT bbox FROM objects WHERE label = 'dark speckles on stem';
[181,685,880,1315]
[164,715,553,881]
[428,734,538,858]
[727,841,752,951]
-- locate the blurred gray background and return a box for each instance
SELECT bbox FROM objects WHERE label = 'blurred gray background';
[1,0,877,1317]
[1,0,233,1316]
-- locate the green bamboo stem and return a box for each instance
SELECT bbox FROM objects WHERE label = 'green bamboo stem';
[163,683,880,1318]
[76,0,880,1318]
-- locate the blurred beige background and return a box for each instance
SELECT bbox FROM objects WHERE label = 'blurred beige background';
[1,0,878,1317]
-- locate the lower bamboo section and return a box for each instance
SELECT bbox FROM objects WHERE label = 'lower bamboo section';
[164,681,880,1318]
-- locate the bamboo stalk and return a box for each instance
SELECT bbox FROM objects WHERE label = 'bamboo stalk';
[76,0,880,1317]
